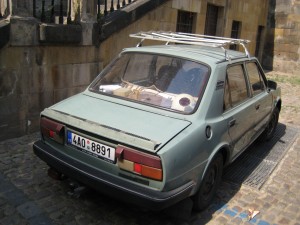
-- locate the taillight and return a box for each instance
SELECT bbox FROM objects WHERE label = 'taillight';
[116,145,163,181]
[41,117,64,144]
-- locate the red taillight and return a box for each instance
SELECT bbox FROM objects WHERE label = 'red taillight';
[116,145,163,181]
[49,130,55,138]
[41,117,64,144]
[134,163,142,174]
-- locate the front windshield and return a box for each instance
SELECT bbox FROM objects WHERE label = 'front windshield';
[89,52,209,113]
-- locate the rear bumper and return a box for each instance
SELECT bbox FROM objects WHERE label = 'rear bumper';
[33,140,195,210]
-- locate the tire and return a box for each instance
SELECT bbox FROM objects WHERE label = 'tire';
[192,153,223,211]
[259,107,279,142]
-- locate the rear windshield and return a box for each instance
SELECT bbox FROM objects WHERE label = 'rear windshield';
[89,53,209,113]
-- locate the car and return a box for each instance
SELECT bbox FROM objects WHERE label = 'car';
[33,31,281,211]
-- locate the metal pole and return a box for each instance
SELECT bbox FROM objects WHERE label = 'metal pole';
[0,0,3,18]
[32,0,36,17]
[104,0,107,15]
[67,0,71,24]
[6,0,9,17]
[97,0,101,20]
[110,0,114,12]
[59,0,63,24]
[41,0,45,22]
[51,0,55,23]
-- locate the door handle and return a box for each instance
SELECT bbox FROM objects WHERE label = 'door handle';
[255,104,260,110]
[229,119,236,127]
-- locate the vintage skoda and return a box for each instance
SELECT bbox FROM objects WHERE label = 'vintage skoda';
[33,32,281,211]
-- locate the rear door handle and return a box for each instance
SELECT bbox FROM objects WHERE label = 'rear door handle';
[229,119,236,127]
[255,104,260,110]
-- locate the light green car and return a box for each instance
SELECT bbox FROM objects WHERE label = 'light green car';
[33,32,281,211]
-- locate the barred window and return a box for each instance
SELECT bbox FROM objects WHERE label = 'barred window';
[176,10,195,33]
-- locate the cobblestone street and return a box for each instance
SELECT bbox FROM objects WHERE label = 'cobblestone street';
[0,125,299,225]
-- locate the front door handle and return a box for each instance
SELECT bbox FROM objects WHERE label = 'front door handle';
[229,119,236,127]
[255,104,260,110]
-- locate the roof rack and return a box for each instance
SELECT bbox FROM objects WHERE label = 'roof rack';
[130,31,251,60]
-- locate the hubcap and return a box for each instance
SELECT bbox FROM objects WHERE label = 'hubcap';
[203,165,217,196]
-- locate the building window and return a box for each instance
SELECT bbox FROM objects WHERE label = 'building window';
[230,20,241,50]
[176,10,195,33]
[255,26,264,57]
[204,4,219,36]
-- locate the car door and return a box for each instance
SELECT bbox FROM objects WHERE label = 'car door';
[222,63,257,159]
[245,61,273,135]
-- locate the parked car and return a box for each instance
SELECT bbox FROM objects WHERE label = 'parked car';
[33,31,281,211]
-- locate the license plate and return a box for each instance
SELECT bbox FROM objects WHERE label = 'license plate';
[67,131,115,163]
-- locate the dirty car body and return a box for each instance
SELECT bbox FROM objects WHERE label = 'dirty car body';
[33,32,281,211]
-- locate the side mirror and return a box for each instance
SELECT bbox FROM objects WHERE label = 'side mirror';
[267,80,277,90]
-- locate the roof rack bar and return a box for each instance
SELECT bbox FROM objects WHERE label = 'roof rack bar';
[240,42,250,58]
[129,31,251,61]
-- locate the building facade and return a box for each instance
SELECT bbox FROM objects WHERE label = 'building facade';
[0,0,275,140]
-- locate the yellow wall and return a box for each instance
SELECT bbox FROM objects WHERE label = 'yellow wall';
[100,0,269,66]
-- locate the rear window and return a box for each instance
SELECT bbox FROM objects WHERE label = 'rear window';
[89,53,209,113]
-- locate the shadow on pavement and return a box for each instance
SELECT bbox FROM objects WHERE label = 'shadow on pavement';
[0,123,297,225]
[55,123,297,224]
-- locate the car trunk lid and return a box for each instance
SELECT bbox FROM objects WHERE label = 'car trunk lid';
[42,93,191,153]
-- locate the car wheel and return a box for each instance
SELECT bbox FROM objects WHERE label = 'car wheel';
[193,153,223,211]
[260,107,279,142]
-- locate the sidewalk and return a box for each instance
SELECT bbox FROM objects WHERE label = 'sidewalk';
[203,126,300,225]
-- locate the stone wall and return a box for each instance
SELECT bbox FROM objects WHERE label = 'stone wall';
[0,0,102,140]
[273,0,300,73]
[0,46,102,140]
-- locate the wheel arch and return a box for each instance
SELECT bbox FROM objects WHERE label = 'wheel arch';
[276,99,282,112]
[192,145,229,210]
[199,144,231,183]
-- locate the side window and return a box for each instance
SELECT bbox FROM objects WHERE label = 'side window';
[224,64,249,110]
[246,62,265,96]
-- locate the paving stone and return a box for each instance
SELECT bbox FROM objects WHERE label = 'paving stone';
[0,127,300,225]
[0,215,27,225]
[216,216,228,224]
[17,201,43,219]
[257,221,270,225]
[278,217,291,224]
[3,205,16,216]
[230,217,243,224]
[28,214,54,225]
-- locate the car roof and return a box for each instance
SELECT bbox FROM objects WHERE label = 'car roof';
[123,44,250,66]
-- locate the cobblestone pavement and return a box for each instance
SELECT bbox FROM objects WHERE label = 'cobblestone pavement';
[0,123,299,225]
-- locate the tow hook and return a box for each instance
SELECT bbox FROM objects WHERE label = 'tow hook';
[67,180,87,198]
